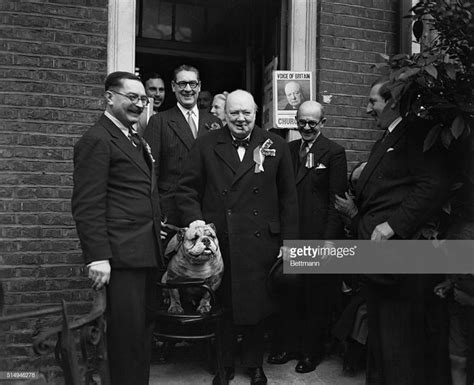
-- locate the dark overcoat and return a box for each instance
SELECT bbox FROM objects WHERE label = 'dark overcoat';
[143,106,222,225]
[176,125,299,324]
[289,134,347,240]
[72,114,163,269]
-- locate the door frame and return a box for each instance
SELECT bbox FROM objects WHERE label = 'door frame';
[108,0,137,73]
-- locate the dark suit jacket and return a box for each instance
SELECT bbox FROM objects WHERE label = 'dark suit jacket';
[72,114,163,269]
[176,125,299,324]
[356,118,450,385]
[356,118,449,240]
[143,105,222,225]
[289,134,347,239]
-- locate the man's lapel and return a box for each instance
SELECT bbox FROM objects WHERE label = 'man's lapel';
[100,115,151,178]
[356,120,407,198]
[214,126,240,174]
[168,106,195,150]
[197,111,220,137]
[289,141,300,175]
[295,134,329,184]
[232,127,266,186]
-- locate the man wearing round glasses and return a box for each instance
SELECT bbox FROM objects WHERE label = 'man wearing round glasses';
[144,64,222,227]
[268,101,347,374]
[72,72,164,385]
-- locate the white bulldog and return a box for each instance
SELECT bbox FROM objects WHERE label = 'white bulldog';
[161,220,224,314]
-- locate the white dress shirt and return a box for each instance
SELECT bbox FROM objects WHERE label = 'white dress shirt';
[177,103,199,135]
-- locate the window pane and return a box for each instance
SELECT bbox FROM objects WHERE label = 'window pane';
[175,4,205,43]
[142,0,172,40]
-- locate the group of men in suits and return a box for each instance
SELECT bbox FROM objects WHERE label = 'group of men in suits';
[71,66,451,385]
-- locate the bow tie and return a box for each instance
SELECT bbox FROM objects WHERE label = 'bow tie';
[232,137,250,148]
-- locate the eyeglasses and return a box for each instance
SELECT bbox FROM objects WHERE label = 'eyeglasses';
[109,90,149,106]
[297,118,325,129]
[174,81,200,90]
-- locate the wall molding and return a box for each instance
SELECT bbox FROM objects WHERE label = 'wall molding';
[288,0,318,72]
[108,0,136,73]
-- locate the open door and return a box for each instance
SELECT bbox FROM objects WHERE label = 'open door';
[134,0,285,125]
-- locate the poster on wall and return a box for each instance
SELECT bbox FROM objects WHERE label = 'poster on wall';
[273,71,313,129]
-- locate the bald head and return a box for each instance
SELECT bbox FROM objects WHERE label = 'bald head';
[226,90,257,111]
[297,101,324,119]
[296,101,325,142]
[225,90,257,138]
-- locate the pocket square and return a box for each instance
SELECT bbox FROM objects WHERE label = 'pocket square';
[386,148,394,152]
[315,163,327,169]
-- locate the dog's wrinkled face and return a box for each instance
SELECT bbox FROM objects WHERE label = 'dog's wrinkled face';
[181,223,219,264]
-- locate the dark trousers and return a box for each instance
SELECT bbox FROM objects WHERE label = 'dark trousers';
[364,276,450,385]
[466,306,474,385]
[272,275,339,358]
[106,268,158,385]
[221,313,266,368]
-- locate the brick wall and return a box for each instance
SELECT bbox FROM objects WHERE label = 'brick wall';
[318,0,400,170]
[0,0,403,379]
[0,0,107,379]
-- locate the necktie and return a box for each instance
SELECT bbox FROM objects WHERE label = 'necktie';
[187,110,198,138]
[128,128,142,149]
[232,137,250,148]
[299,140,309,160]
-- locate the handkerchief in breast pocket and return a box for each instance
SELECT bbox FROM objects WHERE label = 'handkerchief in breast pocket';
[315,163,327,169]
[386,147,395,152]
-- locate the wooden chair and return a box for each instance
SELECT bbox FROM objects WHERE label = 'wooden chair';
[151,279,227,383]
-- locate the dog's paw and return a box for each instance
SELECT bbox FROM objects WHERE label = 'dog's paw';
[197,301,211,314]
[162,291,170,305]
[167,303,184,314]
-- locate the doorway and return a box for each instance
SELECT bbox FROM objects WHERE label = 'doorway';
[134,0,284,123]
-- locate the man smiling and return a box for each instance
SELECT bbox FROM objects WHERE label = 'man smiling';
[143,72,166,112]
[269,101,347,373]
[72,72,164,385]
[355,76,450,385]
[144,64,222,226]
[176,90,298,384]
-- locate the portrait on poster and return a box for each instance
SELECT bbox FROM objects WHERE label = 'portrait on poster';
[273,71,313,129]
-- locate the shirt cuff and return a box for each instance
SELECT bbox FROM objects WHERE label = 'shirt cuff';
[87,260,109,268]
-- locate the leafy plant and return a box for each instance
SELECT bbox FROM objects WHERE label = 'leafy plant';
[374,0,473,152]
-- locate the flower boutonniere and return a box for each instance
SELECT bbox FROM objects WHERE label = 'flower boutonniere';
[253,138,276,173]
[142,139,155,163]
[205,122,221,131]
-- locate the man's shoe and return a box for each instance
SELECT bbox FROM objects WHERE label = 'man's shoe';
[295,356,319,373]
[248,367,267,385]
[212,367,235,385]
[267,351,298,364]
